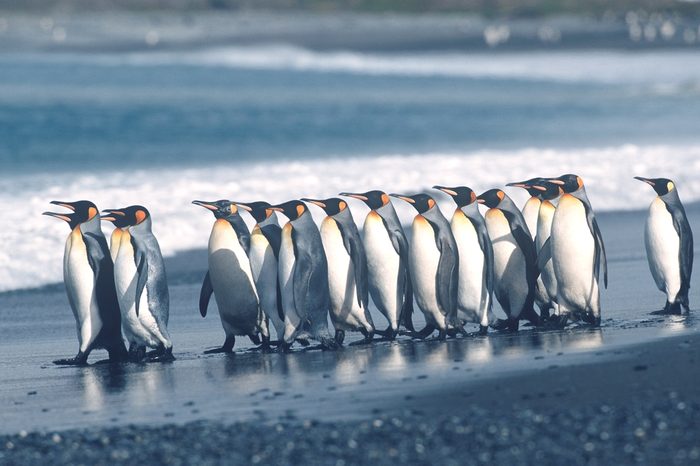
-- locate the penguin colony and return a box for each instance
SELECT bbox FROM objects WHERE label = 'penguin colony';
[43,174,694,364]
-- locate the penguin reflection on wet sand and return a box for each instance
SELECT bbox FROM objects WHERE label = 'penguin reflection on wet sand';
[233,201,286,343]
[477,189,539,331]
[303,197,374,345]
[541,174,607,327]
[102,206,173,361]
[506,178,556,319]
[390,193,459,339]
[635,177,693,314]
[339,190,414,340]
[271,200,339,351]
[193,200,267,353]
[433,186,494,335]
[43,200,128,365]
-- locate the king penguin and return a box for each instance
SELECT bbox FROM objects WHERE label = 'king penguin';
[102,205,174,361]
[103,209,131,263]
[43,200,127,365]
[390,193,459,339]
[270,199,338,351]
[635,176,693,314]
[433,185,494,335]
[506,178,555,319]
[233,200,286,342]
[339,190,414,339]
[476,189,539,331]
[302,197,374,344]
[541,174,607,326]
[192,200,267,353]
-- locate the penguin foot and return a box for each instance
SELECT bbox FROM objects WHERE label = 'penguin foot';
[276,342,294,353]
[146,347,175,362]
[348,330,374,346]
[108,344,129,363]
[295,338,311,347]
[491,319,519,332]
[477,325,489,336]
[53,352,88,366]
[401,325,436,340]
[334,330,346,345]
[543,314,569,329]
[374,327,398,340]
[204,347,233,354]
[128,346,147,363]
[319,337,341,351]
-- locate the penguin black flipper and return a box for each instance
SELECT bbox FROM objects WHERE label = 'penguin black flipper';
[229,214,251,255]
[381,215,415,331]
[584,204,608,289]
[471,217,495,312]
[199,271,214,317]
[336,220,369,308]
[134,247,149,317]
[275,280,285,321]
[261,224,282,259]
[537,237,552,276]
[503,210,538,294]
[427,218,459,322]
[667,201,693,309]
[291,233,312,319]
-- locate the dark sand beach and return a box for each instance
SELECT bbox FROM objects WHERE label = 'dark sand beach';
[0,205,698,464]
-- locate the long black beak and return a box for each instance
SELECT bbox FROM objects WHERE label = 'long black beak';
[339,192,368,201]
[505,180,530,188]
[49,200,76,211]
[42,211,72,222]
[300,198,326,209]
[634,176,655,186]
[192,200,218,211]
[231,201,252,212]
[389,193,414,204]
[432,185,457,196]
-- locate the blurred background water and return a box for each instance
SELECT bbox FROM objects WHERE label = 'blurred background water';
[1,3,700,291]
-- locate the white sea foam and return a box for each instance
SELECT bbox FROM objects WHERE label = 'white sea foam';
[2,144,700,292]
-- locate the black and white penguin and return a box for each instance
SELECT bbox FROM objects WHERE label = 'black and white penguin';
[433,185,494,335]
[102,205,174,361]
[635,176,693,314]
[270,200,338,351]
[302,197,374,344]
[339,190,414,339]
[476,189,539,331]
[390,193,459,339]
[542,174,607,326]
[506,178,555,319]
[43,200,127,365]
[233,200,286,342]
[192,200,267,353]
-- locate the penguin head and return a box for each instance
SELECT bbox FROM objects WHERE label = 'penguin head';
[389,193,437,214]
[233,201,274,223]
[634,176,676,196]
[476,189,506,209]
[548,174,584,193]
[269,200,308,220]
[301,197,348,216]
[192,200,239,219]
[100,209,132,228]
[528,180,561,201]
[43,200,99,229]
[433,185,477,207]
[102,205,151,227]
[338,190,390,210]
[505,178,546,197]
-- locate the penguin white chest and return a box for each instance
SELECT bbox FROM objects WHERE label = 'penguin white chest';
[645,197,681,299]
[409,216,441,316]
[363,211,401,320]
[451,211,483,315]
[522,197,541,240]
[320,217,357,314]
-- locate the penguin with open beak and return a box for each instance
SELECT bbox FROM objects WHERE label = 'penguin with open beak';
[476,189,539,331]
[192,200,268,353]
[270,199,338,351]
[389,193,459,339]
[339,190,414,340]
[541,174,607,327]
[101,205,174,361]
[43,200,127,365]
[433,186,494,335]
[634,176,693,314]
[302,197,374,345]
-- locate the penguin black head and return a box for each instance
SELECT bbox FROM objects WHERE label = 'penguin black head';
[270,200,307,220]
[389,193,437,214]
[634,176,677,196]
[339,190,390,210]
[43,200,99,229]
[548,174,584,193]
[528,180,562,201]
[233,201,274,224]
[476,189,506,209]
[100,209,132,228]
[102,205,151,227]
[433,185,477,208]
[505,178,546,197]
[192,200,239,219]
[301,197,348,216]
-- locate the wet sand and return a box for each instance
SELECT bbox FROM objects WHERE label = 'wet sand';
[0,205,698,463]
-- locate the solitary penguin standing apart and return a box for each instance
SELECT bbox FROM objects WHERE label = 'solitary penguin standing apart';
[433,186,494,335]
[303,197,374,345]
[43,200,127,365]
[270,200,338,351]
[477,189,539,331]
[339,190,414,339]
[506,178,554,319]
[390,193,459,339]
[103,205,174,361]
[542,174,607,326]
[193,200,266,352]
[233,200,285,342]
[635,177,693,314]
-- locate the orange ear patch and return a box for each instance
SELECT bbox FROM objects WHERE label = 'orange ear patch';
[265,208,273,218]
[88,206,97,220]
[470,192,477,204]
[497,191,505,201]
[339,200,347,211]
[381,193,389,205]
[427,198,435,209]
[296,204,305,217]
[135,210,147,224]
[577,176,584,190]
[230,203,238,214]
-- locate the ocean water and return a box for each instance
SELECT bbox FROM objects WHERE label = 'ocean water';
[2,40,700,292]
